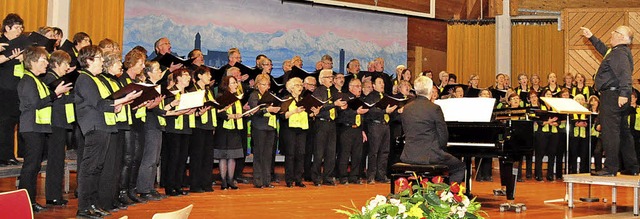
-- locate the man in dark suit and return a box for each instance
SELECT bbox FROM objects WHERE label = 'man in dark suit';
[582,26,639,176]
[399,76,465,183]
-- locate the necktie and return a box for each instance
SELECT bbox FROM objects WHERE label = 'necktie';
[328,88,335,120]
[380,92,390,123]
[355,114,361,127]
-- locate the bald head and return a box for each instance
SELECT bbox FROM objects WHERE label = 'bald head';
[614,25,634,45]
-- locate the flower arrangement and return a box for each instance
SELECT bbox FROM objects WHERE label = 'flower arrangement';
[336,175,486,219]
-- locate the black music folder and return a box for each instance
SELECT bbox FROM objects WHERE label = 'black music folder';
[28,32,56,53]
[298,95,327,113]
[109,83,161,107]
[204,92,243,109]
[465,87,481,97]
[158,53,195,68]
[347,97,373,111]
[374,95,409,109]
[47,71,79,90]
[288,66,318,80]
[258,92,291,107]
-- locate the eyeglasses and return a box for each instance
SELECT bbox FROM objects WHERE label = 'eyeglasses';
[305,83,317,87]
[293,84,303,87]
[261,63,273,66]
[258,83,269,86]
[93,55,103,59]
[322,76,334,79]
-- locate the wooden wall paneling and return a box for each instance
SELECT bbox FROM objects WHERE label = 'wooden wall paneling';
[563,8,640,85]
[519,0,640,12]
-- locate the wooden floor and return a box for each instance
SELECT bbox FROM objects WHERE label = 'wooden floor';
[3,167,640,219]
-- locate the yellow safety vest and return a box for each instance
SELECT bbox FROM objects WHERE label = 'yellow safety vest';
[14,63,24,78]
[572,114,587,138]
[81,71,116,126]
[199,87,217,127]
[223,100,244,130]
[540,105,558,133]
[171,92,196,130]
[288,99,308,130]
[24,72,52,125]
[101,75,132,125]
[258,93,276,128]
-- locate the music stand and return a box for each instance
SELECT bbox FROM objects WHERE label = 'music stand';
[540,97,591,204]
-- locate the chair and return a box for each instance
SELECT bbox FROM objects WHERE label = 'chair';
[0,189,33,219]
[152,204,193,219]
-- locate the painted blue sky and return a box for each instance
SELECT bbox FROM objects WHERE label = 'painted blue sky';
[123,0,407,76]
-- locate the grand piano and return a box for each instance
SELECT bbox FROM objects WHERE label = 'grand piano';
[446,115,534,201]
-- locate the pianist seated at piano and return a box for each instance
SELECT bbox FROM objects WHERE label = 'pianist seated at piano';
[399,76,465,183]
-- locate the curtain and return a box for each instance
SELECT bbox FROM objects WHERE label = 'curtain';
[0,0,48,32]
[69,0,124,47]
[447,24,496,88]
[511,23,564,86]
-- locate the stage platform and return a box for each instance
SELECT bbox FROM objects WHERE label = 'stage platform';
[564,173,640,216]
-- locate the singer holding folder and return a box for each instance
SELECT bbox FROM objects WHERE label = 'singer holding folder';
[75,45,140,218]
[249,74,280,188]
[214,75,245,190]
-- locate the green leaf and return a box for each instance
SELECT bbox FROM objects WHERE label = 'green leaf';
[387,205,399,216]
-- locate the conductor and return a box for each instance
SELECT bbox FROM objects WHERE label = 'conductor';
[399,76,465,183]
[582,26,639,176]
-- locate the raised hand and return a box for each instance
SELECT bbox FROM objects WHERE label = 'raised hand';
[580,27,593,38]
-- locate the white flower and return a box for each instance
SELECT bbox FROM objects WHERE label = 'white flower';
[361,206,367,214]
[389,198,401,206]
[397,204,406,214]
[374,195,387,204]
[386,215,393,219]
[456,206,467,218]
[440,191,453,202]
[462,196,470,207]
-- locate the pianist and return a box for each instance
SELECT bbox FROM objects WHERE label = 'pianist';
[399,76,465,183]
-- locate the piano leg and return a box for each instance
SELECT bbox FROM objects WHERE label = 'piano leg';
[463,156,473,197]
[499,159,519,200]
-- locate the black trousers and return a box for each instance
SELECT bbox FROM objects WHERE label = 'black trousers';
[282,127,306,184]
[388,122,403,175]
[74,124,85,193]
[234,120,249,180]
[303,120,315,181]
[600,90,639,173]
[592,136,603,171]
[535,132,559,178]
[98,132,120,210]
[311,120,336,183]
[252,128,275,186]
[366,123,390,181]
[164,133,190,191]
[475,157,492,179]
[18,132,47,203]
[337,126,363,182]
[569,136,590,173]
[189,128,214,191]
[45,127,67,200]
[119,127,145,191]
[0,115,18,160]
[77,130,112,210]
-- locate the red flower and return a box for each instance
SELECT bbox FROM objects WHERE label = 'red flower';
[420,178,430,187]
[453,194,463,203]
[450,182,460,194]
[395,177,410,191]
[431,176,444,184]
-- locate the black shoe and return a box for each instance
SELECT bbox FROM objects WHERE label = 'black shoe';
[349,179,363,185]
[150,189,168,199]
[31,203,47,213]
[323,180,336,186]
[90,205,111,217]
[620,170,639,176]
[235,177,249,184]
[535,177,544,182]
[190,188,205,193]
[204,187,214,192]
[177,189,189,195]
[517,178,524,182]
[117,191,135,206]
[286,182,293,188]
[128,190,147,203]
[484,176,493,182]
[265,184,275,188]
[367,180,375,185]
[314,182,322,187]
[141,192,163,200]
[526,173,533,179]
[229,184,239,190]
[339,179,348,185]
[591,170,616,177]
[7,158,21,165]
[76,208,102,219]
[114,201,128,210]
[546,176,554,181]
[254,185,264,189]
[46,199,68,206]
[295,182,306,188]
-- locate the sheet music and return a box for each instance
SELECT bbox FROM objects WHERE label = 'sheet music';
[540,97,591,114]
[176,90,206,111]
[434,97,495,122]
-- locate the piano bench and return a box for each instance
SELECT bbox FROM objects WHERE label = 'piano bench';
[389,162,449,194]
